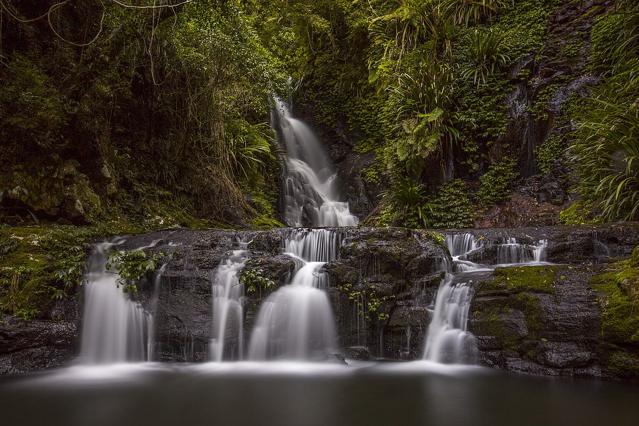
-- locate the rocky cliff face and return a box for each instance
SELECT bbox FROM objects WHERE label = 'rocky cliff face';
[123,228,448,362]
[0,298,79,375]
[464,223,639,380]
[1,224,638,381]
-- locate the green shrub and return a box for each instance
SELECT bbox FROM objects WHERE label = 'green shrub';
[428,179,474,229]
[569,2,639,221]
[536,133,566,174]
[240,268,276,295]
[107,250,163,294]
[461,28,511,87]
[477,157,519,205]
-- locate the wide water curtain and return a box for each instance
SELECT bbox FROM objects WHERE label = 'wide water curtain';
[248,229,339,360]
[80,242,151,364]
[210,248,248,362]
[272,98,358,227]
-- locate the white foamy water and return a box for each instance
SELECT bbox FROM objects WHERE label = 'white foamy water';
[423,275,478,364]
[79,242,151,364]
[248,229,338,360]
[210,248,248,362]
[273,98,358,227]
[425,233,550,364]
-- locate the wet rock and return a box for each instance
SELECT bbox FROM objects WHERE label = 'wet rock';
[470,265,605,379]
[0,298,79,375]
[345,346,371,361]
[450,223,639,265]
[327,228,448,359]
[2,223,639,378]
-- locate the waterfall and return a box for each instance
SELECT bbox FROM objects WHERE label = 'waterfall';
[147,263,167,362]
[272,98,358,227]
[79,242,151,364]
[423,275,477,364]
[426,233,551,363]
[446,233,479,258]
[210,248,248,362]
[248,229,338,360]
[496,238,548,264]
[447,233,485,273]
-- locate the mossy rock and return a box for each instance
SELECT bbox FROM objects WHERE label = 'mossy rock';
[2,161,102,223]
[605,350,639,379]
[479,265,559,294]
[591,261,639,345]
[0,223,147,319]
[631,246,639,267]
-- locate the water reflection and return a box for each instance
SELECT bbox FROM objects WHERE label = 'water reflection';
[0,362,636,426]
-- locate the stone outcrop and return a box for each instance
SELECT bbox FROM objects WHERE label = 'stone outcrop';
[326,228,448,359]
[448,223,639,265]
[0,298,78,375]
[130,227,448,362]
[1,224,638,382]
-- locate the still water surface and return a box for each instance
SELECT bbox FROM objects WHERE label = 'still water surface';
[0,361,636,426]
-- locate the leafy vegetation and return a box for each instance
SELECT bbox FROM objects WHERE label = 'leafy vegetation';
[0,223,138,319]
[428,179,474,228]
[477,157,519,206]
[107,249,164,294]
[1,0,637,234]
[240,267,276,296]
[0,0,287,228]
[570,0,639,221]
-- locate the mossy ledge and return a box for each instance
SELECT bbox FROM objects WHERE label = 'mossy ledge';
[479,265,560,294]
[590,249,639,379]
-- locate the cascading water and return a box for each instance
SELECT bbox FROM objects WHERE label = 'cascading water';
[248,229,338,360]
[423,275,477,364]
[497,237,548,264]
[210,247,248,362]
[147,263,167,362]
[424,233,549,363]
[272,98,358,227]
[446,233,480,258]
[79,242,151,364]
[424,234,480,364]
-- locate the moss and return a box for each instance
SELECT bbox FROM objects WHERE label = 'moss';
[591,259,639,345]
[475,305,511,343]
[605,351,639,378]
[481,265,559,294]
[0,223,148,319]
[422,231,446,248]
[513,292,545,338]
[559,200,602,225]
[631,246,639,267]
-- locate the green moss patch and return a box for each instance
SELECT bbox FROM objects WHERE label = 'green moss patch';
[605,351,639,378]
[481,265,560,294]
[0,223,144,319]
[591,260,639,345]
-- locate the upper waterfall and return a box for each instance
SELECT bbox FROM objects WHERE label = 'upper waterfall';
[272,97,358,227]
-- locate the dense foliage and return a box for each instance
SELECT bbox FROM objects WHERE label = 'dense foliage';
[1,0,637,231]
[0,0,288,228]
[286,0,638,227]
[571,0,639,222]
